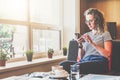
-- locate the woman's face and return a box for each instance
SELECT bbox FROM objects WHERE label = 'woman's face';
[85,14,96,30]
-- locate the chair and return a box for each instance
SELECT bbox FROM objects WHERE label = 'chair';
[67,39,110,74]
[105,40,120,75]
[67,39,79,61]
[111,40,120,73]
[67,39,120,74]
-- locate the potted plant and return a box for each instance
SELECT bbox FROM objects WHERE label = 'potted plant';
[0,51,9,66]
[62,47,67,56]
[25,49,33,62]
[48,48,54,58]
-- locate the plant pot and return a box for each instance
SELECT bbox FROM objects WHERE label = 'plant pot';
[48,54,53,58]
[26,54,33,62]
[63,49,67,56]
[0,60,6,66]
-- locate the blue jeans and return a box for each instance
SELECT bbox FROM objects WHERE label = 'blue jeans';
[59,55,108,74]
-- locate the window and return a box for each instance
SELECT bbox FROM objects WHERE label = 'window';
[12,25,28,58]
[30,0,60,25]
[0,0,62,59]
[0,24,28,58]
[0,0,27,21]
[33,29,61,53]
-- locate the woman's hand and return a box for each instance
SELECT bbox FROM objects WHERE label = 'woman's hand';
[77,37,84,44]
[77,33,94,45]
[82,34,93,44]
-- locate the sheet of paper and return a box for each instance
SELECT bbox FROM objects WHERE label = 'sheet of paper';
[80,74,120,80]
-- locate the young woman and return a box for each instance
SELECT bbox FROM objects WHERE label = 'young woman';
[60,8,112,74]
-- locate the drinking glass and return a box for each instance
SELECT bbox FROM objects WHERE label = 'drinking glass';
[70,65,80,80]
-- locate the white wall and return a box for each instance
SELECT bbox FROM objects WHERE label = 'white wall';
[63,0,80,47]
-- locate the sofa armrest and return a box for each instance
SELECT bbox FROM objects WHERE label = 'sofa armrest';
[111,40,120,72]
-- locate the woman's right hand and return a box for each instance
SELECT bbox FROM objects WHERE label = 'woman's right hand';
[77,37,85,44]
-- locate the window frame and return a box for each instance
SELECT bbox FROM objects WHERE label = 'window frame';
[0,0,63,62]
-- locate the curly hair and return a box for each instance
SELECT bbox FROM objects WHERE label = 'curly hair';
[84,8,105,34]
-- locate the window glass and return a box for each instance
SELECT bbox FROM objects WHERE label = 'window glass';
[0,0,27,21]
[0,24,28,58]
[13,25,28,58]
[30,0,60,25]
[33,29,60,53]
